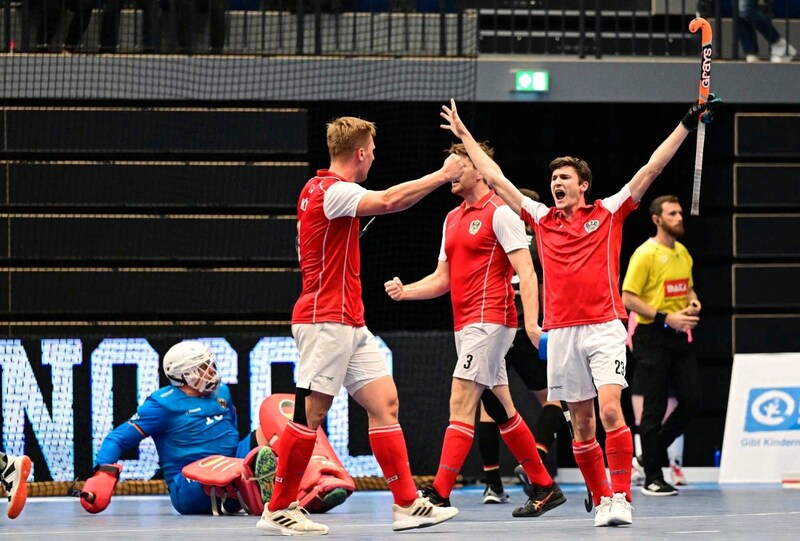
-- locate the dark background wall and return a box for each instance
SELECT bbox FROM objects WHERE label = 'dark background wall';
[2,96,798,480]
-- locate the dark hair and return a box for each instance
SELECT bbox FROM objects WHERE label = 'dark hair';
[649,194,680,216]
[549,156,592,195]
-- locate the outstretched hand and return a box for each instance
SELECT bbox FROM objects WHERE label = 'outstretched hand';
[440,99,471,140]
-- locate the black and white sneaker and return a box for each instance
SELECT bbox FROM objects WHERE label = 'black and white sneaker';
[257,501,330,535]
[641,478,678,496]
[419,483,451,507]
[392,495,459,531]
[483,485,510,504]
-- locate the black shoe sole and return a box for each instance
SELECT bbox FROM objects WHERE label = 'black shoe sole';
[512,493,567,517]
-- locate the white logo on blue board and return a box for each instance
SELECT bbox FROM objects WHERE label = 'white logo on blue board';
[744,388,800,432]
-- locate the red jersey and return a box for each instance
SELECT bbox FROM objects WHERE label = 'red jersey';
[292,170,368,326]
[520,184,638,330]
[441,191,528,331]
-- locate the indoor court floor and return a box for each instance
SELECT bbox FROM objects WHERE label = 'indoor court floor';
[4,483,799,540]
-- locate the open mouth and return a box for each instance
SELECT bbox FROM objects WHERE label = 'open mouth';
[554,188,566,201]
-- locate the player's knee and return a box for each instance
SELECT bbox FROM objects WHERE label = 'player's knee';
[598,402,624,428]
[384,394,399,418]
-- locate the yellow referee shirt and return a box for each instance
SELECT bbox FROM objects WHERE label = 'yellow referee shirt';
[622,238,694,325]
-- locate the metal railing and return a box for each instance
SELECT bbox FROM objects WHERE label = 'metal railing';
[1,0,796,59]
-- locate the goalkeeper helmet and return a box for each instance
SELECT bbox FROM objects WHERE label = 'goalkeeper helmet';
[163,341,220,395]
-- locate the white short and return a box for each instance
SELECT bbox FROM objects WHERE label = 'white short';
[453,323,516,387]
[291,323,389,397]
[546,320,628,402]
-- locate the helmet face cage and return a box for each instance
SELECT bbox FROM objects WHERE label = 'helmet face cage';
[164,342,221,395]
[183,358,221,395]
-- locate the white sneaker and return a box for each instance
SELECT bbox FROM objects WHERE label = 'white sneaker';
[770,38,797,62]
[257,501,330,536]
[482,485,510,504]
[631,456,645,487]
[609,492,634,525]
[392,495,459,531]
[2,454,31,519]
[746,54,760,63]
[594,493,633,527]
[593,496,614,527]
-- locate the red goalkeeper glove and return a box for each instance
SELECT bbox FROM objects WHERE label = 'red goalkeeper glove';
[80,464,122,514]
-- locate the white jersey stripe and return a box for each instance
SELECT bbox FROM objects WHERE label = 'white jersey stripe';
[480,242,498,324]
[312,220,333,323]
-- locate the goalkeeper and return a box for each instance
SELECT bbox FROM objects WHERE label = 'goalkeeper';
[77,341,352,516]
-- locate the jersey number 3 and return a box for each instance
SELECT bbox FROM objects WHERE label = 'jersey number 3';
[463,354,474,370]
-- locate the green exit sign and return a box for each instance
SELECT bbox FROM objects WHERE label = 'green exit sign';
[515,70,549,92]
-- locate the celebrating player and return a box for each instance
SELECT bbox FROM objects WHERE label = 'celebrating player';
[257,116,463,536]
[384,142,565,519]
[439,96,719,526]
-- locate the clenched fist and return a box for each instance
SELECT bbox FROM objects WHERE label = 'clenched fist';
[384,276,404,301]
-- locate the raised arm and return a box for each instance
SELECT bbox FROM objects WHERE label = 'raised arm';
[628,96,721,203]
[440,99,525,216]
[384,260,451,301]
[356,154,464,216]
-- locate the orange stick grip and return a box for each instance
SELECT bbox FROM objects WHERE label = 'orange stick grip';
[689,18,713,103]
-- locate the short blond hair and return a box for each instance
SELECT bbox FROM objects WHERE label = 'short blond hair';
[326,117,376,161]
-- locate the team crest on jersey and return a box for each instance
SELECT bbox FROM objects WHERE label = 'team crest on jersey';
[217,398,228,409]
[469,220,482,234]
[584,220,599,233]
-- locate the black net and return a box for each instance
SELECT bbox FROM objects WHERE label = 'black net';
[1,1,478,335]
[0,0,478,491]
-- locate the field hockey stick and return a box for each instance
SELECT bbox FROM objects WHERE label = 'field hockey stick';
[560,401,593,512]
[688,17,712,216]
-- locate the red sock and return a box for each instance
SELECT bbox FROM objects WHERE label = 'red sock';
[432,421,474,498]
[369,424,417,507]
[267,421,317,512]
[499,412,552,487]
[605,425,634,501]
[573,437,612,506]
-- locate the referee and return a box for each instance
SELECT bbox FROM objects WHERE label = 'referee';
[621,195,703,496]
